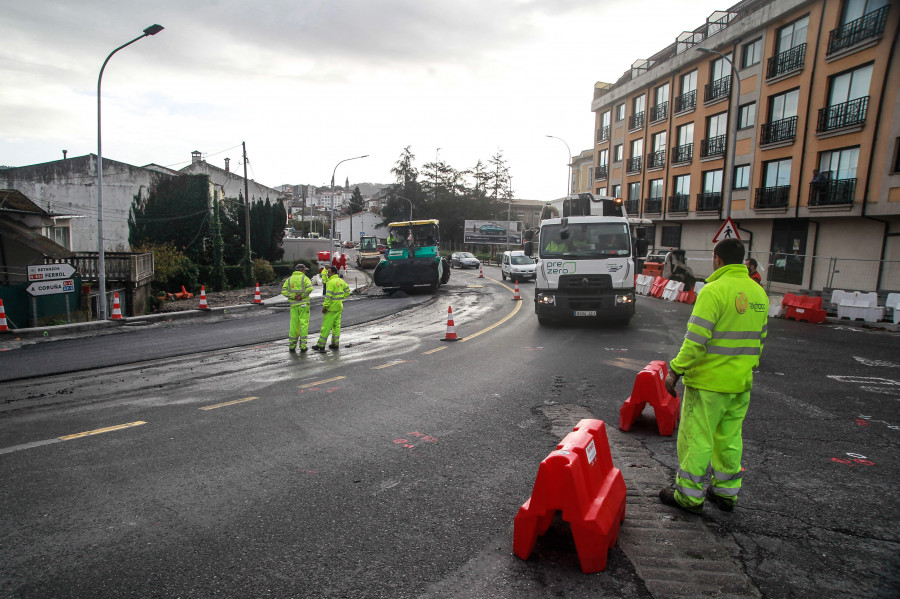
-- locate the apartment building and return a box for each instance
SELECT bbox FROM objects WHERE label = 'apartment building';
[571,149,596,194]
[591,0,898,292]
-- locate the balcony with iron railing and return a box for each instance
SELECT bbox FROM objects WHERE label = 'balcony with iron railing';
[767,43,807,79]
[625,198,639,215]
[668,194,690,213]
[646,149,666,170]
[595,164,609,180]
[704,77,731,103]
[809,178,856,206]
[674,90,696,113]
[696,192,722,212]
[817,96,869,133]
[628,111,645,131]
[672,143,693,164]
[597,125,610,143]
[644,197,663,214]
[755,185,791,209]
[760,115,798,145]
[650,102,669,123]
[827,5,889,55]
[44,252,155,284]
[700,134,727,158]
[626,156,643,174]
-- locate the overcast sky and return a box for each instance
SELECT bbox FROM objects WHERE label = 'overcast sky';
[2,0,728,200]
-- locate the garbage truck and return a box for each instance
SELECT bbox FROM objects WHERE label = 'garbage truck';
[524,194,649,325]
[373,219,450,292]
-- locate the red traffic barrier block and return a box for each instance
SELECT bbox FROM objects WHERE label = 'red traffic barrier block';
[619,360,681,436]
[782,293,826,324]
[649,276,668,298]
[514,419,626,573]
[676,290,697,304]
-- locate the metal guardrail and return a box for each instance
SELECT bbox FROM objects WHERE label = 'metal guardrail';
[42,252,154,285]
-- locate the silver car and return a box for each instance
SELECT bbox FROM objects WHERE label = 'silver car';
[450,252,480,269]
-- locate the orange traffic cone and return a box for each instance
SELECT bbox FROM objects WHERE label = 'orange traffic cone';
[478,266,484,278]
[0,299,8,332]
[512,281,522,301]
[440,305,460,342]
[253,283,262,304]
[111,292,123,319]
[198,285,210,310]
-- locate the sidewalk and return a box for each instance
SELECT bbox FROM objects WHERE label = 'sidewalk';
[0,265,373,344]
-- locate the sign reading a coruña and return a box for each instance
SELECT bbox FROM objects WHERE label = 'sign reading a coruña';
[27,263,76,281]
[26,279,75,296]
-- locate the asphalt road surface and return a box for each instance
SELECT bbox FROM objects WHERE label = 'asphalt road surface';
[1,266,898,598]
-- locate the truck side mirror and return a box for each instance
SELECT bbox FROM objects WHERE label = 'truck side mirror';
[524,241,533,257]
[524,229,534,241]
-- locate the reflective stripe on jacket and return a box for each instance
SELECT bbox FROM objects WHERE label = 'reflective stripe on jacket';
[282,272,313,307]
[323,276,350,313]
[670,263,769,393]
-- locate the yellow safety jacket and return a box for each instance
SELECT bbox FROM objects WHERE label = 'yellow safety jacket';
[320,268,329,284]
[323,276,350,313]
[282,272,313,307]
[670,264,769,393]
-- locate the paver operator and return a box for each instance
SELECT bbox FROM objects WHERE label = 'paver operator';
[282,263,314,352]
[313,266,350,352]
[660,238,769,514]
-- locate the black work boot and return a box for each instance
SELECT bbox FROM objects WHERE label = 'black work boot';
[705,486,735,512]
[312,345,326,352]
[659,487,703,514]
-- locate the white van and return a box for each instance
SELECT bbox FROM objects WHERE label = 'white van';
[501,250,537,282]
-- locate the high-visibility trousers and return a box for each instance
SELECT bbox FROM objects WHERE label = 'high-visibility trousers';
[316,309,342,347]
[674,386,750,509]
[288,304,310,349]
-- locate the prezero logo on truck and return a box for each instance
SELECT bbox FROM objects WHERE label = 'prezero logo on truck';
[544,261,576,275]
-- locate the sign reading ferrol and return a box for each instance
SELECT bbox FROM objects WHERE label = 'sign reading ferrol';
[27,263,76,281]
[26,279,75,296]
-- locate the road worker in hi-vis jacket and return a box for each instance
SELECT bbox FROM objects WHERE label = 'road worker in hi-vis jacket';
[282,263,314,352]
[313,266,350,352]
[660,238,769,514]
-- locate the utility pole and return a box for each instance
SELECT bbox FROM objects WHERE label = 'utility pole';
[242,141,251,282]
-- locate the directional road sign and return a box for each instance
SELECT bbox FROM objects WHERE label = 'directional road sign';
[712,217,741,243]
[26,279,75,296]
[27,263,76,281]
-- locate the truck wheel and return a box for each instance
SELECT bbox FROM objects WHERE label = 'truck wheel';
[501,271,507,281]
[537,316,551,326]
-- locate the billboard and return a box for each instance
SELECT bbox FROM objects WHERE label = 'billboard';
[463,220,524,245]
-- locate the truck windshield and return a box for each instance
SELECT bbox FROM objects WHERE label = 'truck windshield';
[540,223,631,258]
[360,237,378,251]
[511,256,534,265]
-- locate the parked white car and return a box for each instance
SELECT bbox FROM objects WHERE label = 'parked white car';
[501,250,537,282]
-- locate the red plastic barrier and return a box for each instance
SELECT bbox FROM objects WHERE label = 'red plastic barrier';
[619,361,681,436]
[642,262,663,277]
[514,419,626,573]
[676,290,697,304]
[318,251,331,263]
[782,293,826,324]
[649,276,668,298]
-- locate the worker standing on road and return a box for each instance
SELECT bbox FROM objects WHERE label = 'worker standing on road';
[282,263,314,352]
[745,258,763,285]
[660,238,769,514]
[313,266,350,352]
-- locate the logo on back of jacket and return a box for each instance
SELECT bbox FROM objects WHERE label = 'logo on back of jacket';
[735,292,766,314]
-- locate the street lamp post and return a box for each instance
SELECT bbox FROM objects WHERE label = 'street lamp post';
[331,155,368,252]
[697,47,740,221]
[97,24,164,320]
[545,135,572,198]
[396,196,414,221]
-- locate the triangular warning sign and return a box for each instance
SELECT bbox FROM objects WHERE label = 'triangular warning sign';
[713,217,741,243]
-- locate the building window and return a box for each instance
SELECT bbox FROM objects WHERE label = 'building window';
[738,102,756,129]
[705,54,732,102]
[630,94,646,130]
[768,16,809,78]
[616,103,626,121]
[648,131,666,168]
[42,225,71,249]
[598,110,611,142]
[652,83,669,122]
[761,89,799,145]
[614,144,623,162]
[627,138,644,173]
[702,112,728,158]
[670,174,691,213]
[699,170,723,211]
[587,167,593,188]
[661,225,681,247]
[818,63,873,132]
[828,0,889,55]
[734,165,750,190]
[629,182,641,202]
[812,146,859,205]
[649,179,664,200]
[612,184,622,198]
[596,186,608,196]
[676,70,698,113]
[757,158,792,208]
[596,149,609,180]
[673,122,694,163]
[742,38,762,68]
[517,210,526,218]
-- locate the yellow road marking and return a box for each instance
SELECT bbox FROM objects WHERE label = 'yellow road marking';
[372,360,407,369]
[59,421,146,441]
[298,376,346,388]
[422,347,446,355]
[200,396,259,411]
[460,298,522,343]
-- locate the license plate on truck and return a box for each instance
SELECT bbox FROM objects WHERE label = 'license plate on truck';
[574,310,597,317]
